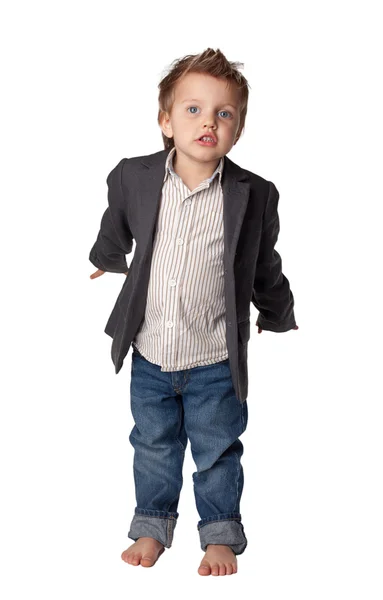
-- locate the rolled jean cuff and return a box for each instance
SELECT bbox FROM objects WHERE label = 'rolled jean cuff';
[197,514,247,555]
[127,508,179,549]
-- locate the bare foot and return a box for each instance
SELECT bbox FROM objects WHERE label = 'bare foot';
[198,544,238,576]
[121,537,165,567]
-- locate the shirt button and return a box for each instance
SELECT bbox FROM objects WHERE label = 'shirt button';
[185,199,191,205]
[169,279,176,287]
[228,321,232,327]
[167,321,173,328]
[176,238,184,245]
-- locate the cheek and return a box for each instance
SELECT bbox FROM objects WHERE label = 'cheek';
[223,125,237,141]
[173,116,191,129]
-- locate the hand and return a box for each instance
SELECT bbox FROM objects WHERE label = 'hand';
[90,269,105,279]
[90,269,129,279]
[255,320,299,334]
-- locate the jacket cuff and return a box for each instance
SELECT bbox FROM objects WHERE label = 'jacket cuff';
[89,249,128,273]
[256,314,297,332]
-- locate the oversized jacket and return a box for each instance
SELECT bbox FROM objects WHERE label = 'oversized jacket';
[89,147,297,403]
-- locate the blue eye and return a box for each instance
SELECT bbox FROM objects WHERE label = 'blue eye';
[187,106,232,118]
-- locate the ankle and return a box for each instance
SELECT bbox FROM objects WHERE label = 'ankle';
[139,537,164,546]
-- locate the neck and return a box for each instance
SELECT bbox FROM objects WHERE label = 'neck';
[172,148,220,185]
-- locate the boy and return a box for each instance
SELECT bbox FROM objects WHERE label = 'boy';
[89,48,298,576]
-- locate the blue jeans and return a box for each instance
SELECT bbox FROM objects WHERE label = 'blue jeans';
[127,345,248,555]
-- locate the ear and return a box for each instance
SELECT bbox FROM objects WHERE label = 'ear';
[159,111,173,139]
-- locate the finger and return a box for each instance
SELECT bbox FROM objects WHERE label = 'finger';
[90,269,105,279]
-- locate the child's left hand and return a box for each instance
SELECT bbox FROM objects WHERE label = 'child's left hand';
[255,320,299,334]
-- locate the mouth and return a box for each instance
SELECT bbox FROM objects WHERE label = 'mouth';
[196,135,217,147]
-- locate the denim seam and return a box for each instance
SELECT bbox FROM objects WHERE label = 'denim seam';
[167,517,174,545]
[176,438,185,452]
[175,396,186,453]
[166,489,182,514]
[233,449,241,513]
[166,427,184,509]
[135,512,177,520]
[198,517,241,529]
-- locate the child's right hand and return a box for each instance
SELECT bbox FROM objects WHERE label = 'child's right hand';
[90,269,129,279]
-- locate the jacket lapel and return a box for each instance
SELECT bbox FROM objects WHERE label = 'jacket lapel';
[135,148,251,267]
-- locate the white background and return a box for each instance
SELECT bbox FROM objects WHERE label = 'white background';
[1,0,382,597]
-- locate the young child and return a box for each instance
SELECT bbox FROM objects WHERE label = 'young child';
[89,48,298,576]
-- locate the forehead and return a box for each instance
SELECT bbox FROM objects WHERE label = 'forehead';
[174,72,239,104]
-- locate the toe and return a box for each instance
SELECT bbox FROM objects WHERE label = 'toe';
[219,563,226,576]
[211,563,220,576]
[141,556,155,567]
[121,551,133,564]
[198,561,211,576]
[225,563,233,575]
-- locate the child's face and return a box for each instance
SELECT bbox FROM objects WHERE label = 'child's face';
[160,72,242,161]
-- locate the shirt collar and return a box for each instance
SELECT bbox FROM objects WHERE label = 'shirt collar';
[163,146,224,186]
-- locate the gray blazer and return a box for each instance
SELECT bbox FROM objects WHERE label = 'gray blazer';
[89,147,296,403]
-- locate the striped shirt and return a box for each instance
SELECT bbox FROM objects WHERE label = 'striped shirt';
[132,146,228,371]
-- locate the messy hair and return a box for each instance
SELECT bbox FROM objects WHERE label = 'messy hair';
[157,48,251,150]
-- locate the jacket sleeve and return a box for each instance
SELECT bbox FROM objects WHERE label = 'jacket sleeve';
[89,158,133,273]
[251,180,296,332]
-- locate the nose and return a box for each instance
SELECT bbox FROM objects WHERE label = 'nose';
[203,114,217,130]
